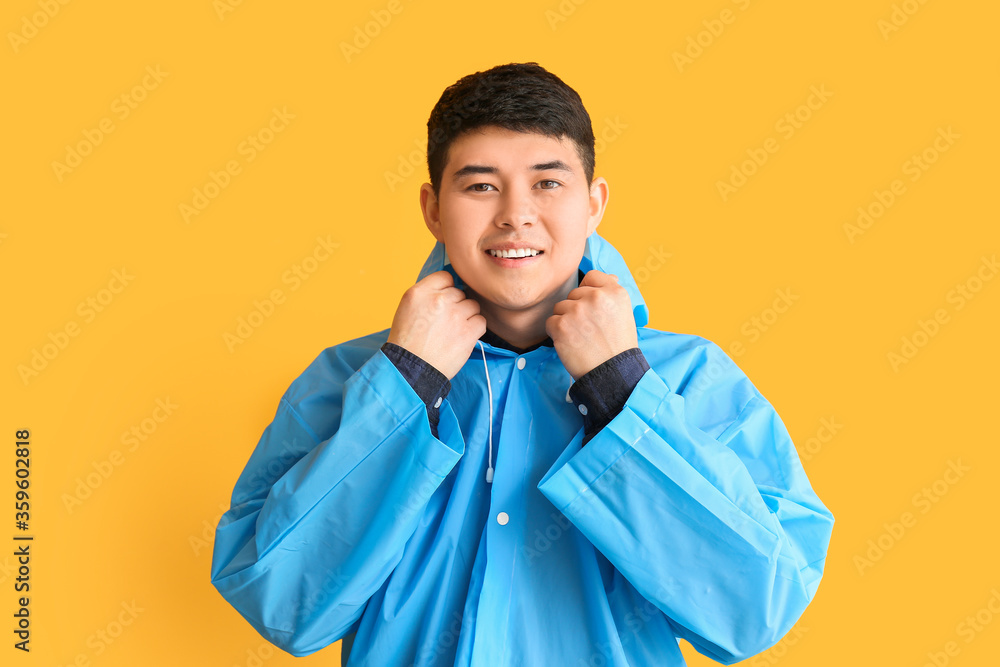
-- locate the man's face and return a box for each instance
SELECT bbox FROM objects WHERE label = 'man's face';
[420,126,608,313]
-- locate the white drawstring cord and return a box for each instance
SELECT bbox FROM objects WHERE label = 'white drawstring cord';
[478,341,494,483]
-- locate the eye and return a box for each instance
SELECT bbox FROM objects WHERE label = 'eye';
[468,183,496,192]
[537,180,561,189]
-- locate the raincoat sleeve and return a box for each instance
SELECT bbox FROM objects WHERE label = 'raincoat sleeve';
[380,341,452,439]
[210,345,465,657]
[537,338,834,664]
[568,347,650,445]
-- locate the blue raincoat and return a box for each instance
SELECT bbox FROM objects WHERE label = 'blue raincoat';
[211,231,834,666]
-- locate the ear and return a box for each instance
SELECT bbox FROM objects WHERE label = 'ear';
[586,176,609,237]
[420,182,444,243]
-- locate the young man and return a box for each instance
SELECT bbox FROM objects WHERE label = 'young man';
[211,63,834,666]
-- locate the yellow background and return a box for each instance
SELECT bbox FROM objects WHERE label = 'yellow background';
[3,0,998,664]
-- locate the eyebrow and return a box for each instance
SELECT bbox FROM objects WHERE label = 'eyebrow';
[451,160,574,180]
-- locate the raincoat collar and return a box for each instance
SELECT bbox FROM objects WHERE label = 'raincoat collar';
[414,231,650,357]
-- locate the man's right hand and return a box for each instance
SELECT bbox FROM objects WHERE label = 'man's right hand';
[387,271,487,380]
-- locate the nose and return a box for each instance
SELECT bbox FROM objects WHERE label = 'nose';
[495,187,536,230]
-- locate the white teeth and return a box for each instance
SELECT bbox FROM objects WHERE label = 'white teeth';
[489,248,540,258]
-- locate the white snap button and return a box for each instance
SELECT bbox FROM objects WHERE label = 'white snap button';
[578,403,588,416]
[496,512,509,525]
[433,396,442,408]
[516,357,526,370]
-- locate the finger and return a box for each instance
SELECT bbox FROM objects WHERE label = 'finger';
[459,297,482,316]
[544,313,560,338]
[469,313,488,334]
[565,285,596,301]
[579,269,609,287]
[551,299,575,316]
[443,286,469,302]
[420,270,455,289]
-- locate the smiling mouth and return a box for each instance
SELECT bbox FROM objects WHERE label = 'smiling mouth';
[485,249,543,259]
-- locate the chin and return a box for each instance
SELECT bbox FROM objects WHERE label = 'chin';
[476,284,544,310]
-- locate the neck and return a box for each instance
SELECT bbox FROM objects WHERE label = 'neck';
[468,270,579,350]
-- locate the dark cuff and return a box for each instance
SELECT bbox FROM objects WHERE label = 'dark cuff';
[568,348,650,446]
[381,342,451,439]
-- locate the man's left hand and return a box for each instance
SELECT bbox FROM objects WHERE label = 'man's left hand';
[546,269,638,380]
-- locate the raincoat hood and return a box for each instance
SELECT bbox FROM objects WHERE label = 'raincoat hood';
[415,231,650,330]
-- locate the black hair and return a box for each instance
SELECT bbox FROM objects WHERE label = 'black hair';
[426,62,595,197]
